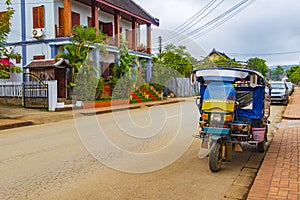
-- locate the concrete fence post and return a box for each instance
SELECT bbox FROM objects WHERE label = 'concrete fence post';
[47,80,57,111]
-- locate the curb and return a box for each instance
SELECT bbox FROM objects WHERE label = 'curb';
[80,99,185,116]
[282,115,300,120]
[80,105,141,116]
[223,106,285,200]
[223,147,267,200]
[0,99,186,130]
[0,120,34,130]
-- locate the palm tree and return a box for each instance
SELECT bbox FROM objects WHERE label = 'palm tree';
[55,25,106,91]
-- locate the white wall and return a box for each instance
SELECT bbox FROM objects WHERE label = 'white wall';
[2,0,141,70]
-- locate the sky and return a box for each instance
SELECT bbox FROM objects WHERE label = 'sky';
[134,0,300,66]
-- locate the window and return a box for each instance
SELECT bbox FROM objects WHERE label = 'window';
[32,5,45,28]
[99,22,113,37]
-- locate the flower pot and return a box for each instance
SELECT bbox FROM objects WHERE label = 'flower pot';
[103,85,112,97]
[83,99,129,109]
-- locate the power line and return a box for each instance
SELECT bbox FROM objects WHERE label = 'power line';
[163,0,225,44]
[187,0,256,40]
[228,50,300,57]
[163,0,217,39]
[185,0,251,37]
[161,0,253,48]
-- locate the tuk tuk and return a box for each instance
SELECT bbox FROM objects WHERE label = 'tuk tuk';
[191,67,271,172]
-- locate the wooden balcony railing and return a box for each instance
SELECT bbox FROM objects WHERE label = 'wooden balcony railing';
[55,24,65,38]
[54,26,149,54]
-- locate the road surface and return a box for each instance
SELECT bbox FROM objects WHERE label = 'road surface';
[0,99,284,199]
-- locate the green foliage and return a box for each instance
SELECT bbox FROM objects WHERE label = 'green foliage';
[153,44,194,77]
[151,63,182,85]
[95,77,104,100]
[286,65,300,83]
[271,65,284,81]
[247,57,268,77]
[56,25,107,87]
[74,75,98,101]
[0,0,22,79]
[112,73,132,100]
[109,35,140,99]
[0,0,13,44]
[73,56,98,101]
[113,35,138,79]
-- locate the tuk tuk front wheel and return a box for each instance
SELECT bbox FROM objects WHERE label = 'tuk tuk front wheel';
[209,141,223,172]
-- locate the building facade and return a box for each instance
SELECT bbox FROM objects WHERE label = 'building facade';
[1,0,159,82]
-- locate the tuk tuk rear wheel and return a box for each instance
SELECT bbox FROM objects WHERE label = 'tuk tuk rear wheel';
[258,126,268,153]
[257,141,265,153]
[209,141,223,172]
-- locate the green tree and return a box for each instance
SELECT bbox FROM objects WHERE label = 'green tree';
[55,25,106,100]
[113,35,138,79]
[271,65,284,81]
[247,57,268,77]
[0,0,21,79]
[154,44,194,77]
[111,35,139,99]
[286,65,300,84]
[56,25,106,88]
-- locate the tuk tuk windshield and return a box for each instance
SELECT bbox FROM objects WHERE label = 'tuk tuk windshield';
[203,82,235,101]
[202,82,236,112]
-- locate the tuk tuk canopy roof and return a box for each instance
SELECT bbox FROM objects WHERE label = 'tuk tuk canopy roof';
[194,68,269,87]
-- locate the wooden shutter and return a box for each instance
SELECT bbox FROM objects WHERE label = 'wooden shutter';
[71,11,80,27]
[32,6,45,28]
[126,29,132,49]
[59,7,64,27]
[33,55,45,60]
[87,17,92,27]
[103,23,113,37]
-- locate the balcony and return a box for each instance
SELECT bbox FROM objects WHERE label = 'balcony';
[55,24,65,38]
[54,25,149,54]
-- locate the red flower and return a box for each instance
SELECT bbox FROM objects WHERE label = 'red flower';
[0,59,13,66]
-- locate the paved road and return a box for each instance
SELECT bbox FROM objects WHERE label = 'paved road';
[0,100,284,200]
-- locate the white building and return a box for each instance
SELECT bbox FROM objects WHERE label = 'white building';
[1,0,159,83]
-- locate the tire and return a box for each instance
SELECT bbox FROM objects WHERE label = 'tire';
[283,98,289,106]
[209,141,223,172]
[264,125,268,142]
[257,141,265,153]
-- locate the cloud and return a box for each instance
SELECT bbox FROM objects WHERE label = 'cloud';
[134,0,300,65]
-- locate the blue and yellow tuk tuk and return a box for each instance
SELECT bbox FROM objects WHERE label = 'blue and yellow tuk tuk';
[191,67,271,172]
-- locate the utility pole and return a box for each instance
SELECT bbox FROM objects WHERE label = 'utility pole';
[158,36,162,54]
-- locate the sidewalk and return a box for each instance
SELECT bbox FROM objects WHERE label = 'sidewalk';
[247,87,300,200]
[0,98,186,130]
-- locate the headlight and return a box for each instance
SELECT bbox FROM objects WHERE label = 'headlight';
[211,113,221,122]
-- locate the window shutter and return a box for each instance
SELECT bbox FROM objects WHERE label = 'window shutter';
[71,11,80,27]
[32,6,45,28]
[87,17,92,27]
[32,7,38,28]
[38,6,45,28]
[33,55,45,60]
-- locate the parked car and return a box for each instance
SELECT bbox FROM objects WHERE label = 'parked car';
[285,81,294,95]
[270,81,289,105]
